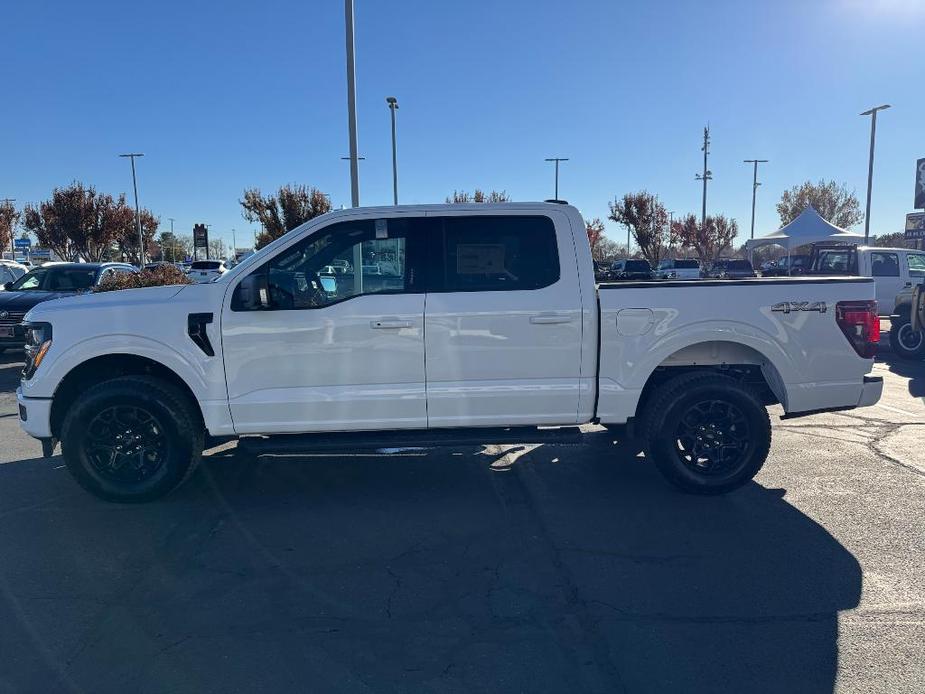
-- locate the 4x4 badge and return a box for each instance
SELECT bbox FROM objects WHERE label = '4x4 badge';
[771,301,827,314]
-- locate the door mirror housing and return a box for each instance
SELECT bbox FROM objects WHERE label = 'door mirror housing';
[2,282,12,291]
[232,272,270,311]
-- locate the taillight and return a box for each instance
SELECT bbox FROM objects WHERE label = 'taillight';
[835,300,879,358]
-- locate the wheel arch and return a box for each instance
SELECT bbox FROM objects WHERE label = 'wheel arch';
[634,339,787,420]
[50,354,204,439]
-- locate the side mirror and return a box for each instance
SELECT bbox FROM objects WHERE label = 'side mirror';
[232,272,270,311]
[2,282,12,291]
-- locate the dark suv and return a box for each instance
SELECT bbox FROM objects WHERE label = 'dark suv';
[608,258,653,280]
[0,263,136,352]
[703,259,757,279]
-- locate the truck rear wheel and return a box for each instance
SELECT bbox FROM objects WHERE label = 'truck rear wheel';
[888,318,925,360]
[641,372,771,495]
[60,375,203,502]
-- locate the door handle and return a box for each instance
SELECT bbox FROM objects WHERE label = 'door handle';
[529,313,572,325]
[371,319,413,329]
[905,282,913,287]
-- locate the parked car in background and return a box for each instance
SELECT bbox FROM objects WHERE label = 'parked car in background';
[0,262,136,352]
[16,202,883,503]
[655,258,700,280]
[703,259,757,279]
[609,258,653,280]
[187,260,227,283]
[807,245,925,317]
[761,254,810,277]
[0,260,29,288]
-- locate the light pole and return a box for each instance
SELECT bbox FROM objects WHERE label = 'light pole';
[118,153,145,265]
[386,97,399,205]
[344,0,360,207]
[168,217,176,262]
[743,159,768,240]
[545,158,569,200]
[860,104,890,243]
[695,126,712,228]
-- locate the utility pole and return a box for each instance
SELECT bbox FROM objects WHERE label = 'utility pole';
[344,0,360,207]
[232,228,237,261]
[1,198,15,257]
[695,126,712,228]
[544,158,569,200]
[168,217,175,262]
[742,159,768,239]
[118,153,145,265]
[860,104,891,243]
[386,97,399,205]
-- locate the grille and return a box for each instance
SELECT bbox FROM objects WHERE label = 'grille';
[0,311,26,326]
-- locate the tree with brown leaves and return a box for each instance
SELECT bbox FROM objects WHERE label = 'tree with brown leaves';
[671,214,739,263]
[608,192,670,267]
[240,185,331,250]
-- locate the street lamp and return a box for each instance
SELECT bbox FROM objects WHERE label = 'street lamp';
[386,97,399,205]
[118,153,145,265]
[344,0,360,207]
[544,158,569,200]
[860,104,891,243]
[743,159,768,240]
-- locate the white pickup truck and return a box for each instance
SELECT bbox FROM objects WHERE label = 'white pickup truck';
[17,203,883,502]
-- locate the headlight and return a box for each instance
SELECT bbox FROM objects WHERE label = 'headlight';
[23,322,52,380]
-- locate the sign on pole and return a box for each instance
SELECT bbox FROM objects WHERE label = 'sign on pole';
[905,212,925,239]
[916,158,925,210]
[193,224,208,260]
[13,238,31,249]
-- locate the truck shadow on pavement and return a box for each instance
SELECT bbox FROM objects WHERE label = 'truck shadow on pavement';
[876,350,925,398]
[0,434,861,694]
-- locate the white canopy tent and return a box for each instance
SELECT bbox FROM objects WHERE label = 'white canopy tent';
[745,206,864,254]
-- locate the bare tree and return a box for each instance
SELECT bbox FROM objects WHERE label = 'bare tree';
[446,189,511,203]
[608,192,670,267]
[777,180,864,229]
[241,185,331,250]
[0,200,20,254]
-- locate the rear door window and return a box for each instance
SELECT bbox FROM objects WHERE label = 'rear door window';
[871,252,900,277]
[433,216,559,292]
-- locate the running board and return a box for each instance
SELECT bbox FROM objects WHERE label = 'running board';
[237,426,584,454]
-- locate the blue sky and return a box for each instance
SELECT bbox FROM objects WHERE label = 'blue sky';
[2,0,924,252]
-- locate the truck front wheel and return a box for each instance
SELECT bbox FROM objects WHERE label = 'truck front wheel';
[641,372,771,495]
[60,375,203,502]
[888,318,925,360]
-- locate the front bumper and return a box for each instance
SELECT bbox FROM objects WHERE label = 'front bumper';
[16,387,53,439]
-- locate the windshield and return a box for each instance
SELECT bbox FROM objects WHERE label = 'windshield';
[674,259,699,269]
[9,266,98,291]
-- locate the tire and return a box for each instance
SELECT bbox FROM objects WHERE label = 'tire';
[60,375,203,502]
[641,372,771,495]
[888,317,925,360]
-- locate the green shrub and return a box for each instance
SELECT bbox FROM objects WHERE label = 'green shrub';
[94,264,193,292]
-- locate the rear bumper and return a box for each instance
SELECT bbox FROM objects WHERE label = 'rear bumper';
[16,388,53,439]
[857,375,883,408]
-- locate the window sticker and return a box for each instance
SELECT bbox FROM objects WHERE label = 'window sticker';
[375,219,388,239]
[456,244,506,274]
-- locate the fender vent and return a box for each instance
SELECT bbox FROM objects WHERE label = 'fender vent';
[187,313,215,356]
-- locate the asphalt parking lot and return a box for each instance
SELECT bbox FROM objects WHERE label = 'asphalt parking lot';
[0,341,923,693]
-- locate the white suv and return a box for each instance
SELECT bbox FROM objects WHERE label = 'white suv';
[187,260,227,283]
